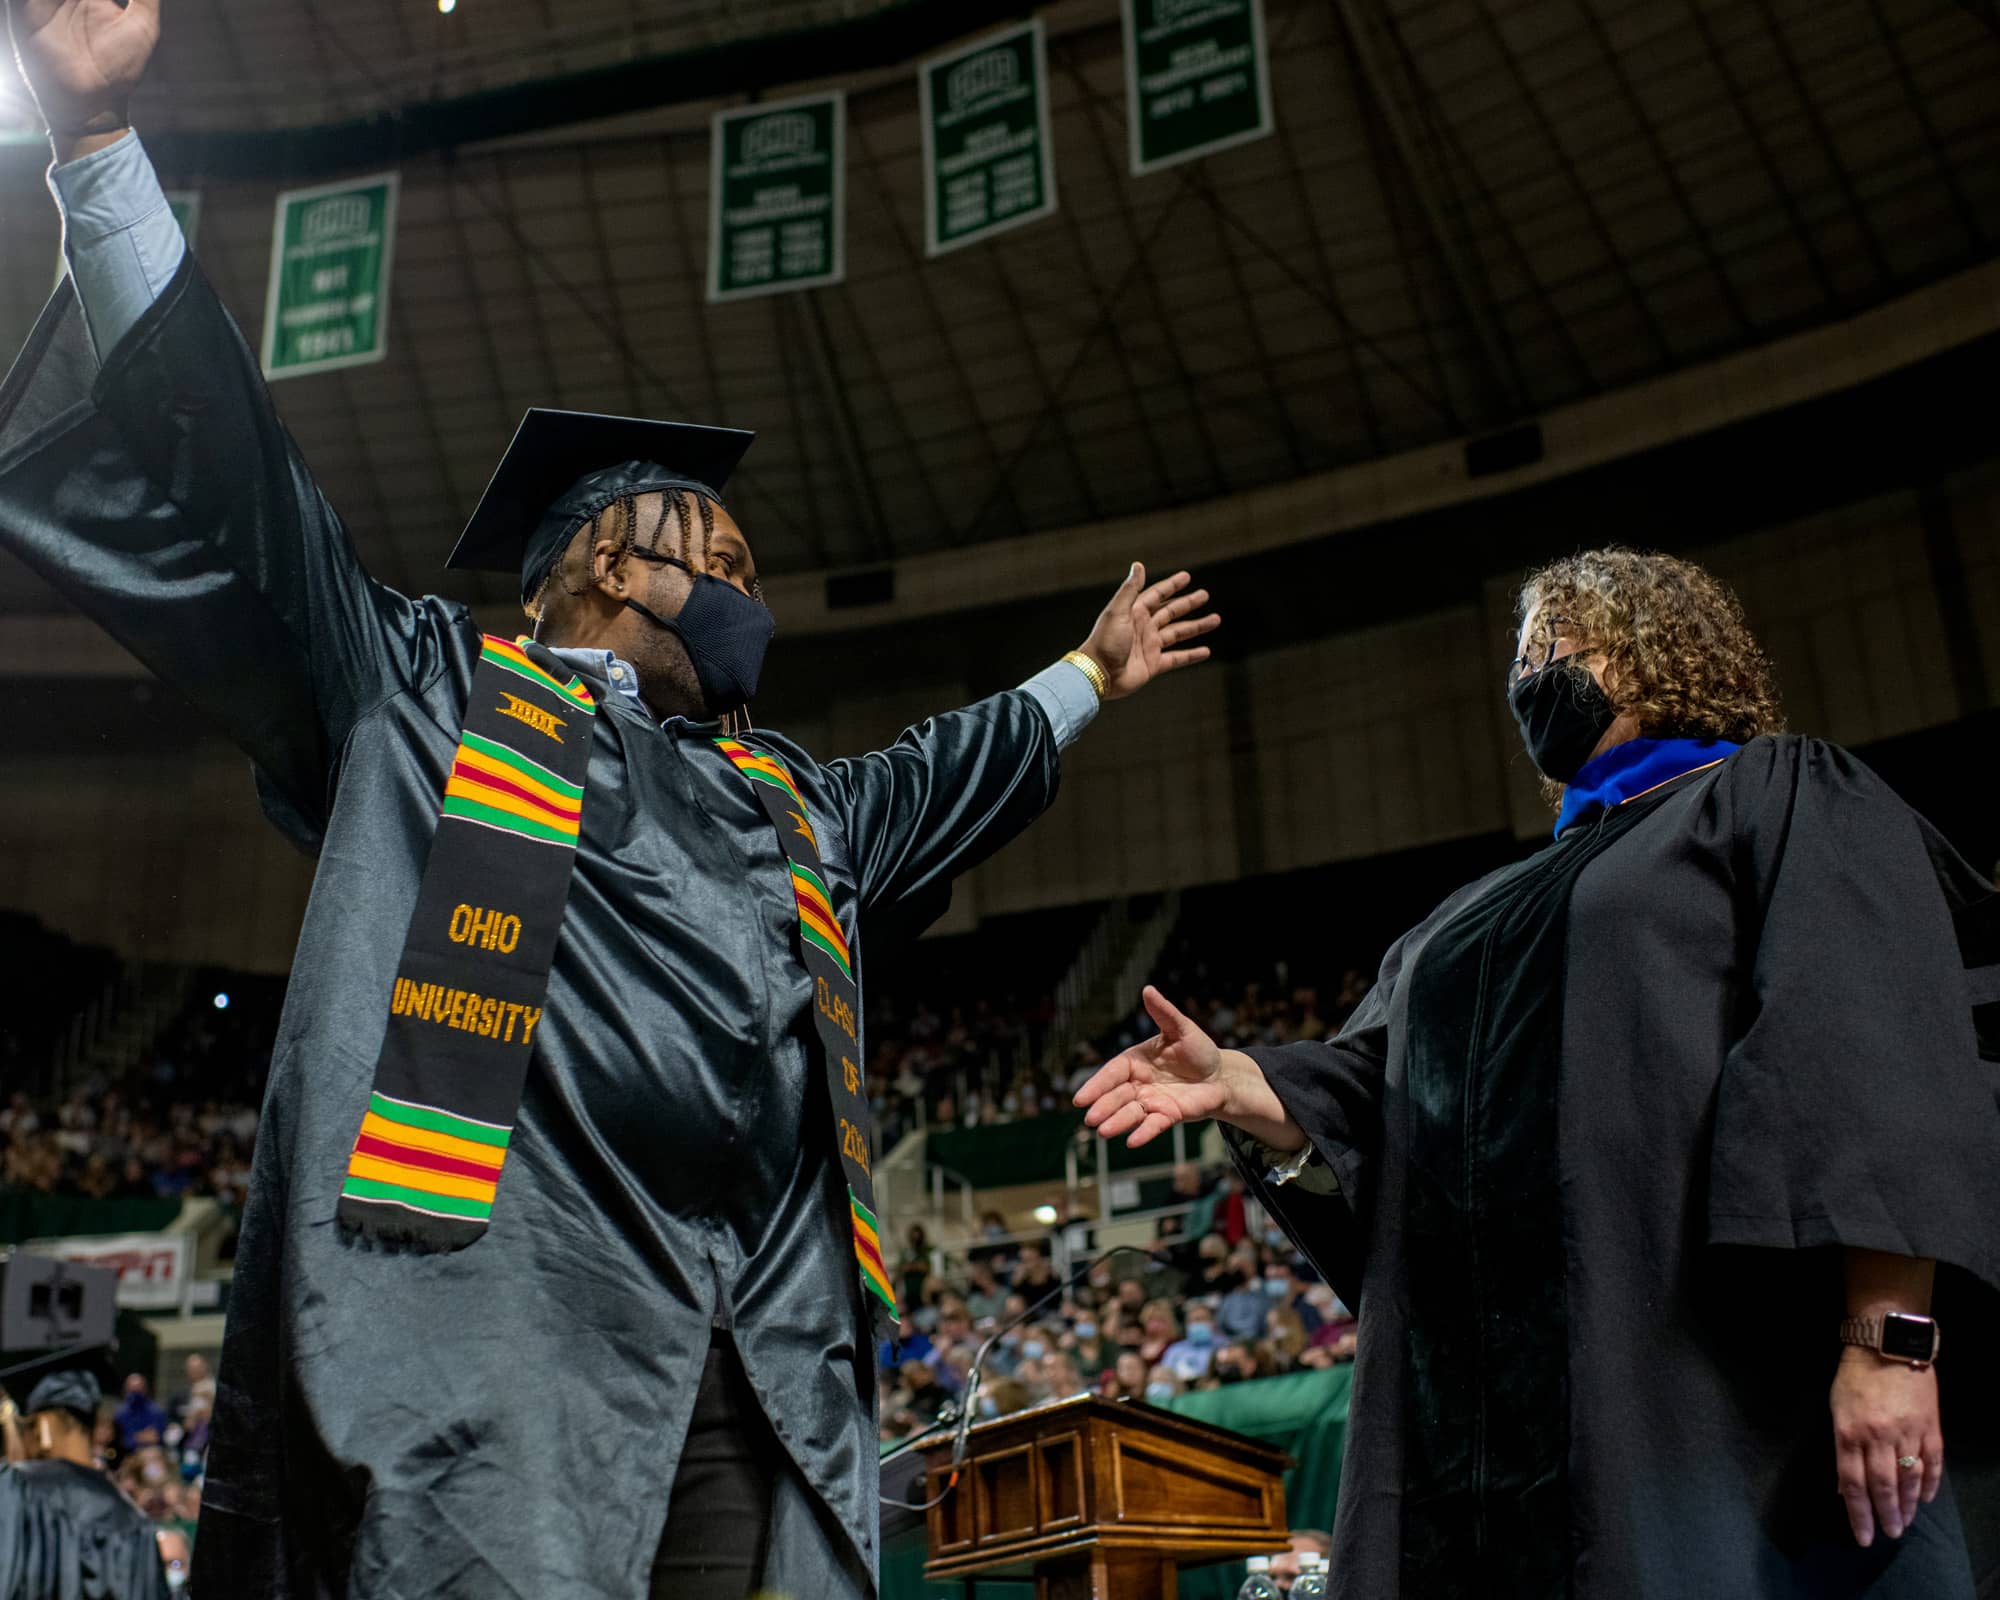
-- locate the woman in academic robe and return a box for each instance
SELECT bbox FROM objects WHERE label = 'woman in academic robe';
[1076,547,2000,1599]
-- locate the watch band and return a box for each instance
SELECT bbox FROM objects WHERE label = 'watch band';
[1838,1312,1941,1367]
[1061,650,1108,701]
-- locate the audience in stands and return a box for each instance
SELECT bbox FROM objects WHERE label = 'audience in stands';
[0,933,1378,1593]
[877,1163,1356,1446]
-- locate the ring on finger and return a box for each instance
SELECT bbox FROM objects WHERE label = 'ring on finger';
[1897,1455,1922,1471]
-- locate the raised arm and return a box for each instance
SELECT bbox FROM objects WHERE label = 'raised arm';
[2,2,433,844]
[822,564,1218,914]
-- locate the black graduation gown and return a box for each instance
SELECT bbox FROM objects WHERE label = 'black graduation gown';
[1227,738,2000,1599]
[0,260,1063,1598]
[0,1463,168,1600]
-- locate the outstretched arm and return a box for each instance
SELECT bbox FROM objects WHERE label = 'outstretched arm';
[3,0,430,843]
[825,565,1219,913]
[6,0,157,165]
[1074,985,1303,1153]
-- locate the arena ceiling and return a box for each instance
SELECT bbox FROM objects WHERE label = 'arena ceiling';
[1,0,1998,609]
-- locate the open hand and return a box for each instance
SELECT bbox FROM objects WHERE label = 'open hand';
[1073,987,1226,1148]
[1076,565,1218,701]
[7,0,159,133]
[1831,1349,1942,1546]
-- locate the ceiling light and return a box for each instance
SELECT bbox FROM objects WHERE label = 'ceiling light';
[437,0,456,12]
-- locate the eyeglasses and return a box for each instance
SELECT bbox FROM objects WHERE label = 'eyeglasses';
[1506,621,1598,687]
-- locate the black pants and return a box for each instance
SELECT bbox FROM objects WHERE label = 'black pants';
[649,1335,788,1599]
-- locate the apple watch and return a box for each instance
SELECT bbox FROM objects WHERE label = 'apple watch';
[1838,1311,1940,1368]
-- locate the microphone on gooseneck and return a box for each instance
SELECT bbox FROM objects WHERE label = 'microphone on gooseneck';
[879,1243,1154,1511]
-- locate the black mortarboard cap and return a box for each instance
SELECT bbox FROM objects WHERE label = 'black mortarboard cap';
[24,1369,100,1422]
[446,409,756,602]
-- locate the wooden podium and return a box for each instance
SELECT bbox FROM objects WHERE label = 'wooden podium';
[918,1394,1289,1600]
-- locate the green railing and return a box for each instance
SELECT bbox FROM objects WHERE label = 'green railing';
[0,1192,181,1244]
[923,1109,1171,1191]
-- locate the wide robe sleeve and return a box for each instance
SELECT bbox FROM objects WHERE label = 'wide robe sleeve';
[1215,927,1420,1311]
[816,689,1061,928]
[1707,737,2000,1295]
[0,261,445,849]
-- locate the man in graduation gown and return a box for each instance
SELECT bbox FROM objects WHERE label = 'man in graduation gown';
[0,1373,169,1600]
[1077,549,2000,1598]
[0,4,1221,1594]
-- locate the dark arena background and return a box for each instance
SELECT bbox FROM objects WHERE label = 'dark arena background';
[1,2,1997,1597]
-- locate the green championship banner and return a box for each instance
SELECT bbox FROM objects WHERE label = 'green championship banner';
[708,91,846,302]
[1122,0,1275,175]
[919,19,1057,257]
[260,171,400,379]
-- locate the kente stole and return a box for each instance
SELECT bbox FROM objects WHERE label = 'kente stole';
[715,736,898,1325]
[337,635,595,1247]
[337,640,899,1328]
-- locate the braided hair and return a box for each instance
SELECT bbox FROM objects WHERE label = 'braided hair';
[526,487,759,622]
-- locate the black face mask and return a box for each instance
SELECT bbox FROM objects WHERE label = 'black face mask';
[1508,657,1616,782]
[624,565,775,716]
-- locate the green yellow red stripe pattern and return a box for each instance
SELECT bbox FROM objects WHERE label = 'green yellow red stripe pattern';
[481,634,596,711]
[443,726,586,846]
[340,1090,511,1223]
[850,1189,897,1316]
[790,862,852,980]
[715,733,894,1331]
[714,738,805,806]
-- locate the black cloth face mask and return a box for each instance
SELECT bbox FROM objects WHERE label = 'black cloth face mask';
[623,558,775,715]
[1508,656,1617,782]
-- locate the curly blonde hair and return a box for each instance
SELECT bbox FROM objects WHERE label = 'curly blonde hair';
[1516,548,1784,742]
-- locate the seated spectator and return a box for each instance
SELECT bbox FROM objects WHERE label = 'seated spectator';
[1064,1314,1115,1382]
[963,1259,1007,1323]
[1108,1278,1148,1343]
[880,1316,934,1372]
[1207,1341,1263,1386]
[1264,1304,1309,1368]
[1159,1302,1218,1383]
[1103,1351,1149,1401]
[168,1355,214,1430]
[1136,1300,1181,1367]
[113,1376,168,1454]
[896,1223,933,1311]
[157,1527,192,1594]
[1216,1262,1273,1341]
[1012,1242,1057,1297]
[1039,1349,1085,1401]
[896,1360,950,1427]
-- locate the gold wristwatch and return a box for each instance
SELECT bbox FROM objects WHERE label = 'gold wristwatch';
[1061,650,1108,700]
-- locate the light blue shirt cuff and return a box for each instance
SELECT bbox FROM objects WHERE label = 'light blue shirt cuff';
[1019,659,1101,751]
[48,130,187,360]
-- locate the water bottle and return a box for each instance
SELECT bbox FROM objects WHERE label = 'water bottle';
[1234,1555,1282,1600]
[1291,1552,1330,1597]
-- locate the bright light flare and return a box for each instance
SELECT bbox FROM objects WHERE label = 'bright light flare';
[1032,1204,1058,1225]
[213,992,230,1010]
[437,0,456,12]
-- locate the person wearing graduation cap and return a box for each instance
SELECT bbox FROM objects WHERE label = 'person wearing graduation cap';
[0,7,1220,1596]
[0,1372,169,1600]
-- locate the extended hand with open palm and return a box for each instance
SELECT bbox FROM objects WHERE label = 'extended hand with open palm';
[1073,986,1236,1148]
